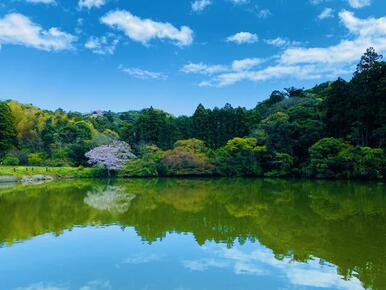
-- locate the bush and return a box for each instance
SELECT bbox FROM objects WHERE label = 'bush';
[212,137,267,176]
[2,154,20,166]
[307,137,385,179]
[307,138,352,178]
[27,153,45,166]
[265,152,294,177]
[350,147,384,179]
[122,145,164,177]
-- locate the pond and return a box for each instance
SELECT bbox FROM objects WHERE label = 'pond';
[0,178,385,290]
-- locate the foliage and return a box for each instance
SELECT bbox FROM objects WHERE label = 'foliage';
[0,102,17,155]
[161,139,213,176]
[27,153,45,166]
[0,48,385,179]
[121,145,165,177]
[265,152,294,177]
[212,137,268,176]
[1,154,20,166]
[307,137,385,179]
[0,166,100,178]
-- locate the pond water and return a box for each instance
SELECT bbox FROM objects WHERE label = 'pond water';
[0,178,385,290]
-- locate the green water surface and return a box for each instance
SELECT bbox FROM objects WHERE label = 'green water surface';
[0,178,385,290]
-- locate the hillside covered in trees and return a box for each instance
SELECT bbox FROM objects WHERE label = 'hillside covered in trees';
[0,48,385,179]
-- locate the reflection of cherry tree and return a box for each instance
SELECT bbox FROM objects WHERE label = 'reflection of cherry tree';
[85,141,136,176]
[84,185,136,215]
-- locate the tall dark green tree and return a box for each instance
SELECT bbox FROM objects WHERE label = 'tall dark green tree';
[325,78,352,138]
[355,47,383,75]
[0,102,17,156]
[192,104,210,142]
[132,107,177,149]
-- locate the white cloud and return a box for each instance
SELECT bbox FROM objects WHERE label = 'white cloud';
[0,13,76,51]
[101,10,193,47]
[257,9,272,19]
[182,57,262,77]
[310,0,325,5]
[264,37,301,47]
[188,11,386,87]
[79,0,106,9]
[231,58,263,71]
[318,8,334,20]
[347,0,371,9]
[227,32,258,44]
[85,36,118,55]
[229,0,249,5]
[25,0,56,4]
[119,66,168,80]
[192,0,211,12]
[181,62,228,74]
[281,11,386,65]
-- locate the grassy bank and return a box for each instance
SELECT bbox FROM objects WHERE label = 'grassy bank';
[0,166,99,179]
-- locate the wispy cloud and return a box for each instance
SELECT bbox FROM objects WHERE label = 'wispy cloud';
[181,62,228,75]
[347,0,371,9]
[85,35,118,55]
[231,58,264,70]
[182,57,263,77]
[119,66,168,80]
[318,8,334,20]
[264,37,301,47]
[191,0,211,12]
[228,0,249,5]
[79,0,106,9]
[226,32,258,44]
[101,10,193,47]
[0,13,76,51]
[24,0,56,4]
[309,0,325,5]
[256,9,272,19]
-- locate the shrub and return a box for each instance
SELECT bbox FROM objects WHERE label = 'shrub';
[212,137,267,176]
[27,153,45,166]
[2,154,20,166]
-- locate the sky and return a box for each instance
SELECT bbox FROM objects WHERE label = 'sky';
[0,0,385,115]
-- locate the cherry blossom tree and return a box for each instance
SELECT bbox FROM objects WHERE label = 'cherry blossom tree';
[85,141,136,176]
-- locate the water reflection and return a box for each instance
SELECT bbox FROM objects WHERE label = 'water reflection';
[0,178,385,290]
[84,185,136,215]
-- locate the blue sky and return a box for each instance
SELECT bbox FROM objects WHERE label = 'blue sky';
[0,0,385,115]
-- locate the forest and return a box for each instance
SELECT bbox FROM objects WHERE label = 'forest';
[0,48,385,179]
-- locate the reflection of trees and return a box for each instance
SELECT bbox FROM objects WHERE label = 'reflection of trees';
[84,185,135,215]
[0,178,385,289]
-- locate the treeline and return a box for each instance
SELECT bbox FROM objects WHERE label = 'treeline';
[0,48,385,179]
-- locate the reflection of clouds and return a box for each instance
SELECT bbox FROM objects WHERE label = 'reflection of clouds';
[183,244,364,290]
[84,186,135,214]
[234,261,265,275]
[121,253,161,265]
[287,268,362,289]
[79,280,111,290]
[14,280,111,290]
[13,283,67,290]
[183,258,229,271]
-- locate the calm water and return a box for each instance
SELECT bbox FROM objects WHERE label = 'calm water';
[0,178,385,290]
